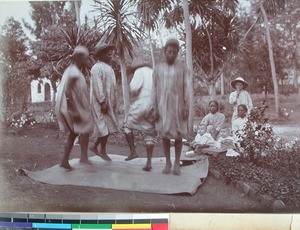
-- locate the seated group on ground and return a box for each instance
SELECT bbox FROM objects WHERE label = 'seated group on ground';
[188,100,249,157]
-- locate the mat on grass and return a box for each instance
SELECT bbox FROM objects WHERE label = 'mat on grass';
[23,154,208,195]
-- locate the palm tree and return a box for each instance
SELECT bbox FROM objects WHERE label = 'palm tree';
[74,0,82,28]
[163,0,239,97]
[136,0,169,67]
[93,0,143,114]
[257,0,286,117]
[182,0,194,132]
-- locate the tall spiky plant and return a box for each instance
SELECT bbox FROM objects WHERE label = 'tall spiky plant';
[34,22,101,100]
[93,0,143,114]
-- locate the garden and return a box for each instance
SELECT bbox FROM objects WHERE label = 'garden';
[0,0,299,213]
[202,94,300,211]
[2,92,300,212]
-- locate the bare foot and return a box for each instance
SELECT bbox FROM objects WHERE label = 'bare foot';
[143,162,152,171]
[162,163,172,174]
[91,147,111,161]
[173,164,181,175]
[125,154,138,161]
[90,146,99,155]
[79,158,92,165]
[60,162,73,171]
[98,152,112,161]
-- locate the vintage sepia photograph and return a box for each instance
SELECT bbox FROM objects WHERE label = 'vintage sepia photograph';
[0,0,299,215]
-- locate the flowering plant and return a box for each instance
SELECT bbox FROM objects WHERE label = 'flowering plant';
[274,136,300,153]
[280,107,293,120]
[235,101,275,162]
[6,110,36,133]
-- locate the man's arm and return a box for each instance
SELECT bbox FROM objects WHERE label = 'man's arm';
[65,75,80,121]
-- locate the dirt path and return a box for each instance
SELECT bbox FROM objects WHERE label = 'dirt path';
[0,125,269,213]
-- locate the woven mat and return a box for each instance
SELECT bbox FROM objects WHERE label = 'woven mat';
[24,154,208,195]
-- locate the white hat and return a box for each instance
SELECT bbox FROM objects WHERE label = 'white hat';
[231,77,248,89]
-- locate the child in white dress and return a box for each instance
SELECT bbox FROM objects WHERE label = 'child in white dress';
[229,77,253,122]
[191,124,215,149]
[216,127,234,150]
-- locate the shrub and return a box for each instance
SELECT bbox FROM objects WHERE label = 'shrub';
[235,100,275,162]
[6,110,36,134]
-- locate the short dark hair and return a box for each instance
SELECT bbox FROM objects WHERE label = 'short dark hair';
[209,100,219,109]
[238,104,248,112]
[164,38,179,53]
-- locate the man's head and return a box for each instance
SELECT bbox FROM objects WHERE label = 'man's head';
[197,124,207,136]
[237,104,248,118]
[209,100,219,114]
[72,45,89,68]
[164,38,179,65]
[94,41,115,63]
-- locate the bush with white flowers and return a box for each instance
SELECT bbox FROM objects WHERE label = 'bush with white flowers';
[6,110,36,133]
[235,101,275,161]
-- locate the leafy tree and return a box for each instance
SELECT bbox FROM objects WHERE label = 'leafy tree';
[33,23,101,94]
[150,0,239,97]
[27,1,99,102]
[93,0,143,114]
[255,0,288,117]
[136,0,174,67]
[0,17,40,118]
[24,1,76,39]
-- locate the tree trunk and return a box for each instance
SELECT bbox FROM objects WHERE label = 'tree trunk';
[74,0,81,28]
[293,35,299,93]
[259,2,279,117]
[209,84,216,99]
[148,29,155,68]
[220,73,224,96]
[182,0,194,134]
[119,58,130,114]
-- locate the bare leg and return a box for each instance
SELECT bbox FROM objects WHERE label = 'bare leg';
[162,138,172,174]
[143,144,154,171]
[79,134,92,164]
[99,135,111,161]
[125,132,138,161]
[173,138,182,175]
[90,137,101,154]
[60,132,77,170]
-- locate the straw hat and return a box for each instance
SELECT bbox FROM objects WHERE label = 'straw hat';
[231,77,249,89]
[94,41,115,56]
[127,58,151,74]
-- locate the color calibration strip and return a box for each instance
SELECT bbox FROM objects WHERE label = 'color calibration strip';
[0,213,168,230]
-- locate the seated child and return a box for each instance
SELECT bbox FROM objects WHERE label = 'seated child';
[215,127,234,149]
[191,124,215,149]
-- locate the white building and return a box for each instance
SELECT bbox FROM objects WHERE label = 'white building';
[30,78,54,103]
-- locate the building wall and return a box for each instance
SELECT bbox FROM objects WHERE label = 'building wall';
[31,78,54,103]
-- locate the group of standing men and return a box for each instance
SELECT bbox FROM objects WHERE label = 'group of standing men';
[55,38,193,176]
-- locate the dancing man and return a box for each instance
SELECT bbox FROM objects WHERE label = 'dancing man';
[90,41,119,161]
[123,59,157,171]
[55,46,93,170]
[149,38,192,175]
